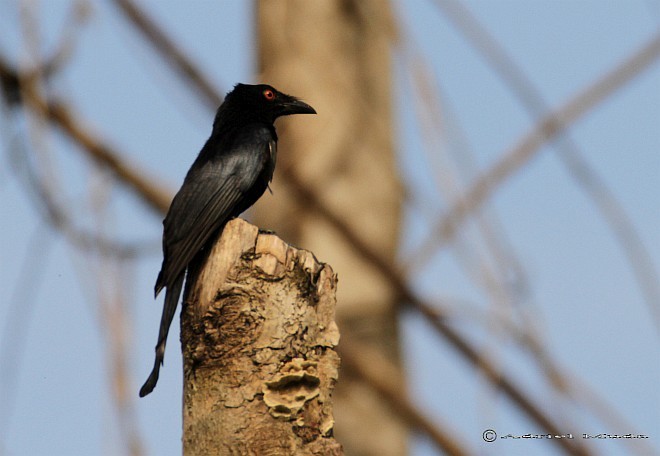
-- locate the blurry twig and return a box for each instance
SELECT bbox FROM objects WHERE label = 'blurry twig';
[0,53,172,214]
[0,60,158,258]
[432,0,660,333]
[110,0,223,111]
[414,32,660,281]
[424,295,657,456]
[11,139,156,258]
[92,184,143,456]
[399,45,656,456]
[2,0,84,108]
[339,333,470,456]
[39,100,171,213]
[402,44,536,328]
[101,282,144,456]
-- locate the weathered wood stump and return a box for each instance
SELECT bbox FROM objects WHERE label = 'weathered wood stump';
[180,218,342,455]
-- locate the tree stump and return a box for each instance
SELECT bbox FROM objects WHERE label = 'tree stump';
[180,218,342,455]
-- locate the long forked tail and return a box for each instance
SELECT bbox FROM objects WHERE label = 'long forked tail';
[139,272,185,397]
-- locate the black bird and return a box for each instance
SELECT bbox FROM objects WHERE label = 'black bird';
[140,83,316,397]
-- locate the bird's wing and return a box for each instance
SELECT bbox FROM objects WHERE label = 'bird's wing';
[157,143,268,292]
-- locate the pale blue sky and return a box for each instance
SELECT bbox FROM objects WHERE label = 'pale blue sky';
[1,1,658,455]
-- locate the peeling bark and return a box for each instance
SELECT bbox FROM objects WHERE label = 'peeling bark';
[181,218,342,455]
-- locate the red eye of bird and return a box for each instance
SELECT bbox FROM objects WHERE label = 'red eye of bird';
[263,89,275,101]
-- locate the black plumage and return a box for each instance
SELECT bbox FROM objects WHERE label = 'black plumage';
[140,83,315,397]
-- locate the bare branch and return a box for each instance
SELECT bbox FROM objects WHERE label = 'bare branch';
[397,44,654,454]
[0,54,172,214]
[339,334,471,456]
[432,0,660,332]
[97,259,144,456]
[110,0,223,111]
[9,141,156,258]
[416,32,660,269]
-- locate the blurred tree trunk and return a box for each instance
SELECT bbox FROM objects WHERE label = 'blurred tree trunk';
[255,1,406,454]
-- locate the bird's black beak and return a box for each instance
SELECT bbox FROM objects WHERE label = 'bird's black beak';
[278,98,316,116]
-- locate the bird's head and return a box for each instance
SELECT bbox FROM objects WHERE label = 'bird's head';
[222,83,316,124]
